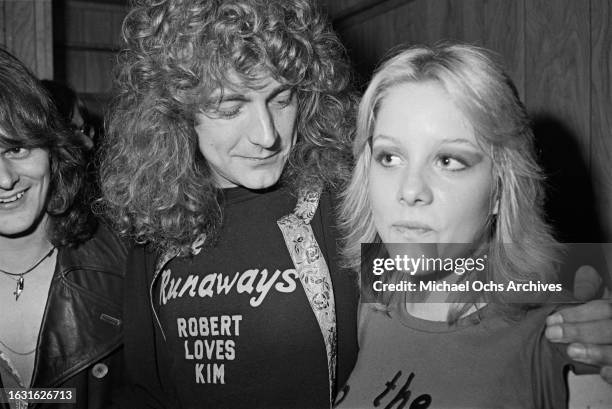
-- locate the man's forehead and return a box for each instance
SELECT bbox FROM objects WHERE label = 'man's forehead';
[208,72,288,100]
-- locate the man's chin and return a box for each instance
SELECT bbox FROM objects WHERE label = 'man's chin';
[238,174,282,191]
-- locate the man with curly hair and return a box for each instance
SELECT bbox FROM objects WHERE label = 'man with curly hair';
[99,0,358,407]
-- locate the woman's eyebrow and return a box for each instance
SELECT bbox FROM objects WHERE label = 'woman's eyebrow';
[439,137,476,146]
[371,134,398,143]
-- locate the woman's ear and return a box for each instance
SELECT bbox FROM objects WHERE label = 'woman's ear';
[492,199,499,215]
[492,177,501,215]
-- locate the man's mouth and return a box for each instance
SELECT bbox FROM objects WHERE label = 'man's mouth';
[242,153,279,161]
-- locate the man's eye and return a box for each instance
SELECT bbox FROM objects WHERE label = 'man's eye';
[273,91,294,108]
[437,155,467,171]
[5,147,30,159]
[276,99,292,108]
[217,107,241,119]
[203,104,242,119]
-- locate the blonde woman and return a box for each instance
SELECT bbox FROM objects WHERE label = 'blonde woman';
[337,43,604,408]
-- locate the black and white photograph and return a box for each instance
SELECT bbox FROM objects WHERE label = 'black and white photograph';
[0,0,611,408]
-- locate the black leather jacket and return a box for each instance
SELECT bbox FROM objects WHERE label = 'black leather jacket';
[0,225,127,409]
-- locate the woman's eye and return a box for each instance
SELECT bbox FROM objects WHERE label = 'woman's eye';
[437,155,467,171]
[375,152,401,167]
[5,147,30,159]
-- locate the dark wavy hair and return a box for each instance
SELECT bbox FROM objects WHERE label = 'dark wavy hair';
[99,0,356,253]
[0,48,96,246]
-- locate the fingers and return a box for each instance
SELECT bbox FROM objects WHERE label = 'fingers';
[564,343,612,367]
[573,265,603,301]
[601,366,612,384]
[545,319,612,344]
[546,300,612,326]
[566,344,612,385]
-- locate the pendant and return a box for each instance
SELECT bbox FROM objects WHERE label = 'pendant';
[14,276,24,300]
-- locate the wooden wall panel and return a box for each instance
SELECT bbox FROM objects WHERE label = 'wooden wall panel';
[323,0,390,21]
[420,0,466,41]
[338,3,403,77]
[525,0,595,242]
[83,50,115,94]
[81,8,118,46]
[4,1,36,71]
[34,0,53,78]
[64,48,86,91]
[591,0,612,240]
[460,0,486,43]
[525,0,590,149]
[335,0,524,95]
[338,0,473,80]
[64,4,84,45]
[328,0,610,243]
[111,9,125,45]
[0,0,53,78]
[0,2,5,46]
[53,0,127,117]
[482,0,525,98]
[62,0,124,48]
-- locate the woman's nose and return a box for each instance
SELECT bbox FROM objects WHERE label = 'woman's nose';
[396,166,433,206]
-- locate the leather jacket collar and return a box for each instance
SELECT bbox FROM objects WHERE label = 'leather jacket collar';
[29,226,126,388]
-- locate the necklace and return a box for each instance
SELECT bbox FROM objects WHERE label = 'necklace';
[0,246,56,301]
[0,339,36,356]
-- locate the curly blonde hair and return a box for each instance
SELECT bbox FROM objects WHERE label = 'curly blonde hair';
[98,0,356,253]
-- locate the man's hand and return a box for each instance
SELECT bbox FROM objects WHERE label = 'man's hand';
[546,299,612,383]
[573,265,604,301]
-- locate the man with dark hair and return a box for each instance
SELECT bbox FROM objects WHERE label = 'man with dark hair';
[0,48,126,409]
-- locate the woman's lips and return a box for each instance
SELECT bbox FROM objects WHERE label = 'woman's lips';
[391,222,434,238]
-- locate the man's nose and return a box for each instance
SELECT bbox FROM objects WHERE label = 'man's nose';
[248,105,277,149]
[0,158,19,191]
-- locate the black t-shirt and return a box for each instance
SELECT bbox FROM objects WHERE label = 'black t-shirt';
[155,186,330,409]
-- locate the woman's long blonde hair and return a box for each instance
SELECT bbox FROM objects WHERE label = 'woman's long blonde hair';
[339,43,562,319]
